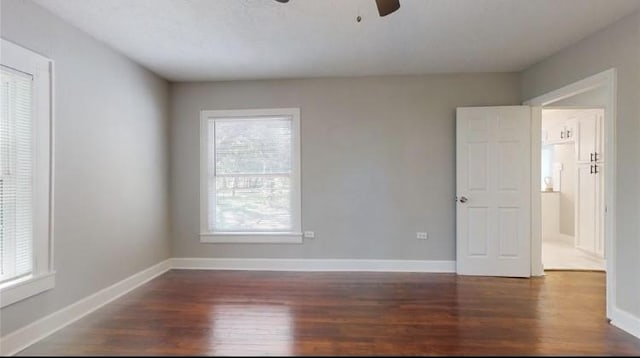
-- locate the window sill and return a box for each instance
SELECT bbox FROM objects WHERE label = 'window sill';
[0,272,56,308]
[200,232,303,244]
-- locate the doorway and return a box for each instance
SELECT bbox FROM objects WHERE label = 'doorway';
[525,68,616,319]
[540,107,605,271]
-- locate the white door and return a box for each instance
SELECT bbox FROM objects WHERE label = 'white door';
[456,106,531,277]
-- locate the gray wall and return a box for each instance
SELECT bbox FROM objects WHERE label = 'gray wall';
[0,0,172,336]
[522,11,640,317]
[171,74,521,260]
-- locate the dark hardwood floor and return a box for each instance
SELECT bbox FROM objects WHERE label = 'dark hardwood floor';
[18,270,640,356]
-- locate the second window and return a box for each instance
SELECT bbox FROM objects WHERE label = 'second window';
[200,108,301,243]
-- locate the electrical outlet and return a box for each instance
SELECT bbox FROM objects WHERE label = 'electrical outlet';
[416,232,428,240]
[304,231,315,239]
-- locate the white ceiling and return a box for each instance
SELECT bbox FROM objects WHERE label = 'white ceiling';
[34,0,640,81]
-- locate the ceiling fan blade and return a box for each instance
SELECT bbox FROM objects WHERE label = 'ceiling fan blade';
[375,0,400,17]
[274,0,289,3]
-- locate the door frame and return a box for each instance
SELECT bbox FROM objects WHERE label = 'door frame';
[524,68,617,319]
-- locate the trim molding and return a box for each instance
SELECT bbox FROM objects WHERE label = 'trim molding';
[611,307,640,339]
[0,272,56,308]
[171,258,456,272]
[0,259,172,356]
[200,232,303,244]
[200,108,303,239]
[524,68,617,319]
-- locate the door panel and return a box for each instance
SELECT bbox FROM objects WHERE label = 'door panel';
[498,142,519,190]
[456,106,531,277]
[498,208,520,258]
[467,208,489,256]
[467,144,488,190]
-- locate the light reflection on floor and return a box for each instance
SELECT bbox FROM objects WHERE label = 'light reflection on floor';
[209,304,293,356]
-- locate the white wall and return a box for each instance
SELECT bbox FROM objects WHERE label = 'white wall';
[170,74,521,260]
[522,10,640,318]
[553,143,576,236]
[541,110,577,237]
[0,0,171,336]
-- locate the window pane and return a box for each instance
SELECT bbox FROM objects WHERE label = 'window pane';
[214,118,291,175]
[211,176,291,231]
[0,65,33,282]
[541,145,555,190]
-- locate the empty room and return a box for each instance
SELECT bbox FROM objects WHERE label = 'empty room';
[1,0,639,356]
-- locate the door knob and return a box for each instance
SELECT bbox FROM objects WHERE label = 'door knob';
[459,196,468,203]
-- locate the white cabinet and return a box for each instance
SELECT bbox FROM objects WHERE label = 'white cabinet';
[542,113,576,145]
[575,163,603,257]
[543,122,560,143]
[574,109,604,258]
[541,191,560,235]
[563,118,576,143]
[575,110,603,164]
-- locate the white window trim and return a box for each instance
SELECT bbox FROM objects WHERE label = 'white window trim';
[199,108,302,244]
[0,39,55,307]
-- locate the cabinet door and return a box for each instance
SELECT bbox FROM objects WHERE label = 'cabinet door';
[544,121,562,143]
[564,118,576,142]
[594,164,604,257]
[593,110,604,256]
[575,164,598,255]
[543,118,574,144]
[575,111,601,164]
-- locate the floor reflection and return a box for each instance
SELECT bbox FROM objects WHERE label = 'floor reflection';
[208,304,293,356]
[18,270,638,356]
[455,275,544,355]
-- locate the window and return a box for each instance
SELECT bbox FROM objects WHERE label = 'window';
[0,39,54,307]
[200,108,301,243]
[541,144,554,190]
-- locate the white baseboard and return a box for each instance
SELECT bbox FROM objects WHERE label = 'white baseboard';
[611,307,640,339]
[171,257,456,273]
[4,256,638,356]
[0,259,172,356]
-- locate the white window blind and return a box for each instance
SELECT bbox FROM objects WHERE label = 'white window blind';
[209,117,293,232]
[0,65,34,283]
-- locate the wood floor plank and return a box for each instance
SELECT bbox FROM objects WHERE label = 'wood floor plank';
[17,270,640,356]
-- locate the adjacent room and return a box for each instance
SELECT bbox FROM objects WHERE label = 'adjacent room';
[541,106,606,271]
[1,0,639,356]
